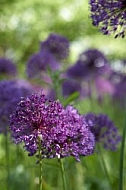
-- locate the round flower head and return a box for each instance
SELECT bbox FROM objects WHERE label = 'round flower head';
[0,80,33,134]
[26,51,59,78]
[89,0,126,38]
[10,93,95,161]
[40,33,69,60]
[0,57,17,77]
[85,113,121,151]
[67,49,109,80]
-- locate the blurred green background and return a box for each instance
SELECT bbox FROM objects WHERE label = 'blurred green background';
[0,0,126,65]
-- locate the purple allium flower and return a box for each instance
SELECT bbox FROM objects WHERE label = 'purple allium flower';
[62,79,82,98]
[66,49,109,80]
[40,33,69,60]
[10,93,95,161]
[85,113,121,151]
[0,80,33,134]
[26,51,59,78]
[89,0,126,38]
[0,57,17,77]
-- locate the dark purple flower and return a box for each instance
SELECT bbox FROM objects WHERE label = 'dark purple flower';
[66,49,109,80]
[85,113,121,151]
[62,79,82,97]
[10,93,95,161]
[0,80,33,134]
[89,0,126,38]
[26,51,59,78]
[40,33,69,60]
[0,57,17,77]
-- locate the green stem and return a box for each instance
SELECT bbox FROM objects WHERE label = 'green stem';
[118,104,126,190]
[38,137,43,190]
[59,159,67,190]
[97,145,112,190]
[5,134,10,190]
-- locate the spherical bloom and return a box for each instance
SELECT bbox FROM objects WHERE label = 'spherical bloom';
[0,80,33,134]
[26,51,59,78]
[66,49,109,80]
[40,33,69,60]
[0,57,17,77]
[89,0,126,38]
[10,93,95,161]
[85,113,121,151]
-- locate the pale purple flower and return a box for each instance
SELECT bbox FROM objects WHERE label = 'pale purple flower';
[113,75,126,106]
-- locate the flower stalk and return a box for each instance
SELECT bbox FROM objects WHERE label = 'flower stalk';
[59,159,67,190]
[38,136,43,190]
[118,102,126,190]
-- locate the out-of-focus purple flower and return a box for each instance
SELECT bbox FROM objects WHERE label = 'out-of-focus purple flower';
[62,79,82,97]
[113,75,126,105]
[89,0,126,38]
[10,93,95,161]
[95,77,115,97]
[40,33,69,60]
[0,57,17,77]
[26,51,59,78]
[0,80,33,134]
[66,49,110,80]
[85,113,121,151]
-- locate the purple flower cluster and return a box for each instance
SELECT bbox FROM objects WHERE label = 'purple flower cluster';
[26,51,59,78]
[0,80,33,134]
[66,49,109,80]
[0,57,17,77]
[40,33,69,60]
[89,0,126,38]
[10,93,95,161]
[85,113,121,151]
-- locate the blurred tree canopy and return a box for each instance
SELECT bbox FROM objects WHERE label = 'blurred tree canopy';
[0,0,126,65]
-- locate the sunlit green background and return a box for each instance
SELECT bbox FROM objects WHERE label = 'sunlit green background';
[0,0,126,64]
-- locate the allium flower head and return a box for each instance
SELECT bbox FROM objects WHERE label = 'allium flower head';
[40,33,69,60]
[85,113,121,151]
[0,80,33,134]
[26,51,59,78]
[10,93,95,161]
[67,49,109,80]
[89,0,126,38]
[0,57,17,77]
